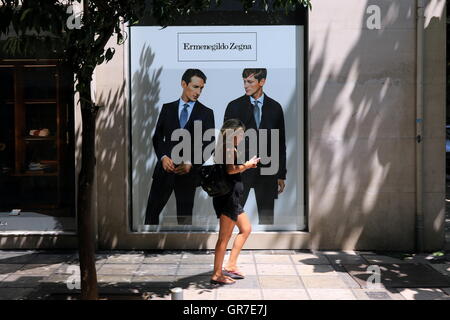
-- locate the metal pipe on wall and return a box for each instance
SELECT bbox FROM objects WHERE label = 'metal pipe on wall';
[415,0,425,252]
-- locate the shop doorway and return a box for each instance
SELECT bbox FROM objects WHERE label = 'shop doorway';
[0,59,76,231]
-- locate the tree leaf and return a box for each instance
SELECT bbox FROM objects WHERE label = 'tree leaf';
[105,47,115,62]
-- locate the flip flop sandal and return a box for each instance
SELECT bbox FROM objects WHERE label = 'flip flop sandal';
[223,269,245,279]
[210,278,236,285]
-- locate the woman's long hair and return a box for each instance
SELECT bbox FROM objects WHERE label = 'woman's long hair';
[214,119,245,164]
[220,118,246,135]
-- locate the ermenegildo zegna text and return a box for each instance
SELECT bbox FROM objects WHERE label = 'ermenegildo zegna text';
[183,42,253,52]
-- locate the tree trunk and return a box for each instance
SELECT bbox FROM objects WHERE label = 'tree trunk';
[77,81,99,300]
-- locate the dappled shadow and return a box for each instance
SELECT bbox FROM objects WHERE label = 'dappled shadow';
[128,45,163,230]
[1,250,449,300]
[306,0,445,251]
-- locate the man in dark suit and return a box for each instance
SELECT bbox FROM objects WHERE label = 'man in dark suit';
[224,68,286,225]
[145,69,215,225]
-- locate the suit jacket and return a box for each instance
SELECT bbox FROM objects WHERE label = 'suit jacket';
[224,94,286,180]
[152,99,215,185]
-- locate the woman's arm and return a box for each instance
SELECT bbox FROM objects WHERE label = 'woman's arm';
[225,155,260,174]
[226,163,249,175]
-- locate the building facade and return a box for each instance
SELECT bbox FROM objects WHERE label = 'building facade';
[0,0,446,251]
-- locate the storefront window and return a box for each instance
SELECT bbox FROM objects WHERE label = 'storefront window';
[0,61,76,231]
[130,10,306,232]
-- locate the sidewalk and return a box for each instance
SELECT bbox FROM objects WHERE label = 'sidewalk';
[0,249,449,300]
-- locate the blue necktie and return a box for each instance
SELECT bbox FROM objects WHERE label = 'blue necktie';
[253,101,261,128]
[180,103,189,128]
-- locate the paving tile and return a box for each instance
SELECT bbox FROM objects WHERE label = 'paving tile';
[344,263,450,288]
[97,275,132,284]
[131,275,176,286]
[252,250,276,255]
[130,287,171,300]
[301,275,350,289]
[0,250,35,255]
[396,288,450,300]
[400,254,437,264]
[177,266,213,276]
[15,264,62,276]
[441,287,450,294]
[0,288,35,300]
[25,288,70,300]
[143,254,182,264]
[224,254,255,264]
[351,288,405,300]
[97,264,139,275]
[181,254,215,264]
[362,255,410,264]
[135,264,177,276]
[351,289,392,300]
[70,254,109,264]
[216,289,262,300]
[39,274,73,287]
[380,288,406,300]
[335,272,362,289]
[0,252,37,264]
[230,264,257,276]
[354,251,378,255]
[307,289,356,300]
[262,289,310,300]
[173,276,214,290]
[296,265,337,276]
[183,288,216,300]
[29,254,76,264]
[256,264,297,276]
[146,292,171,300]
[429,264,450,276]
[290,253,330,265]
[94,255,111,264]
[96,286,148,296]
[233,250,253,255]
[254,255,292,264]
[0,274,44,288]
[181,250,215,255]
[179,263,214,268]
[323,252,367,265]
[326,260,362,288]
[258,276,303,289]
[321,250,358,255]
[105,254,144,264]
[220,276,259,289]
[0,264,25,274]
[270,250,297,255]
[220,264,257,277]
[54,263,103,274]
[176,279,238,291]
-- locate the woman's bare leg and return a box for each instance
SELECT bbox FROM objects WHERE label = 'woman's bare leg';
[225,212,252,273]
[212,214,236,283]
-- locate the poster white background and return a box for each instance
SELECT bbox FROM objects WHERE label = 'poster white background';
[130,25,304,232]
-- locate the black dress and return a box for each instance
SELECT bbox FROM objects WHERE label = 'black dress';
[212,147,244,221]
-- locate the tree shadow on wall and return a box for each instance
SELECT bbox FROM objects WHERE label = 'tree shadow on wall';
[95,43,220,248]
[306,0,444,251]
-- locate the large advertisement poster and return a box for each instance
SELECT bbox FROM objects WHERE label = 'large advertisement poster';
[130,25,304,232]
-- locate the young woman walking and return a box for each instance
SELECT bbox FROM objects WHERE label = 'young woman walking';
[210,119,260,285]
